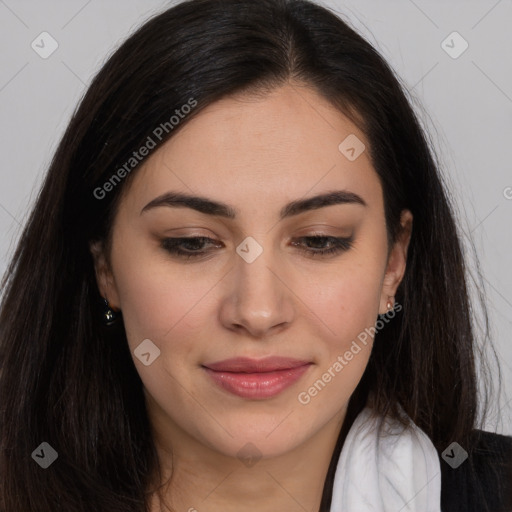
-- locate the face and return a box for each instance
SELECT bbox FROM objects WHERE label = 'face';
[91,83,412,462]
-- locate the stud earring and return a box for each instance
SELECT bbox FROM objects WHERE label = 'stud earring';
[386,296,394,311]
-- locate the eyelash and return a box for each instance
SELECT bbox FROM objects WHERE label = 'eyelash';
[161,235,353,260]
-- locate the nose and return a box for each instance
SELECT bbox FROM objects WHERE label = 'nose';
[219,241,295,339]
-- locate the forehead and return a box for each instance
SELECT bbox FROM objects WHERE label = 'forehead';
[119,83,382,216]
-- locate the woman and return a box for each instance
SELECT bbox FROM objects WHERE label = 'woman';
[0,0,510,511]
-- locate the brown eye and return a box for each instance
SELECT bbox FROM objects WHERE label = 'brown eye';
[291,236,353,257]
[161,237,223,259]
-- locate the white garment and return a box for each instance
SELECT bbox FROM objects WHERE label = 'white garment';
[330,402,442,512]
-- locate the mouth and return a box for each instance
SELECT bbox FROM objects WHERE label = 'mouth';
[202,357,313,400]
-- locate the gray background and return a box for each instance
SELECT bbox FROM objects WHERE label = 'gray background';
[0,0,511,435]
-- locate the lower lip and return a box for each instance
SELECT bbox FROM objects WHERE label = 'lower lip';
[203,364,312,400]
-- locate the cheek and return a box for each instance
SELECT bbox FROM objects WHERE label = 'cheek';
[302,254,386,347]
[110,234,224,367]
[293,259,384,418]
[294,240,388,411]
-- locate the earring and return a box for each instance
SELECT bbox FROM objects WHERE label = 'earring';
[386,296,394,311]
[102,298,120,326]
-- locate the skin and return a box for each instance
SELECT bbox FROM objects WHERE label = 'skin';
[90,82,412,512]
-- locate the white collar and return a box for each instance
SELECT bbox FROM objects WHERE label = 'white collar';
[330,402,442,511]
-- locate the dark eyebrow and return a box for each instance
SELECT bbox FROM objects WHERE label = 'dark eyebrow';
[140,190,366,219]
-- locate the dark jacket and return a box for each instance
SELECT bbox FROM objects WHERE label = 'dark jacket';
[441,430,512,511]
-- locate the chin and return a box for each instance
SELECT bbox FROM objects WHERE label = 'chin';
[202,414,313,459]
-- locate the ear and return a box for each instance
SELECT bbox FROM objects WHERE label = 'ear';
[379,209,413,314]
[89,240,121,311]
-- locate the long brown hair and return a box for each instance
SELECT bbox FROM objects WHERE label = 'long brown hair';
[0,0,505,510]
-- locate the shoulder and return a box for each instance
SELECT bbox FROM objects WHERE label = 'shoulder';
[441,429,512,512]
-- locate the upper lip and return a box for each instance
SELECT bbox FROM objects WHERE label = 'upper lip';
[203,357,311,373]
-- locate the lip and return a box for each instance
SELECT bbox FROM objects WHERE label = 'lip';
[202,357,312,400]
[204,356,311,372]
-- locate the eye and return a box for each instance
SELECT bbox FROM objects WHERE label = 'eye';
[161,237,222,260]
[160,235,353,261]
[290,235,353,258]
